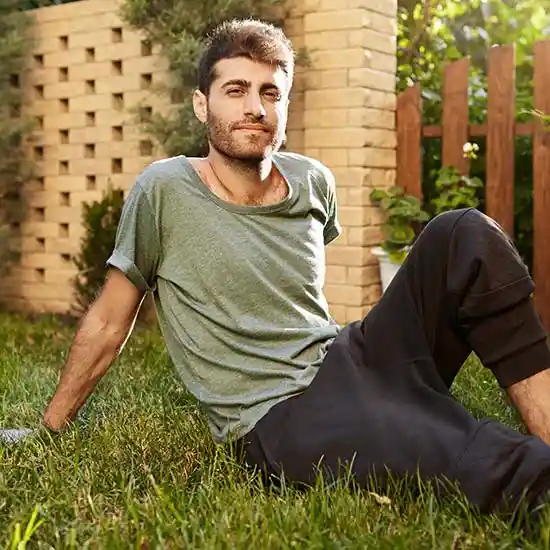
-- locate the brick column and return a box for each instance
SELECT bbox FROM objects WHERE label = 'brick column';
[295,0,398,325]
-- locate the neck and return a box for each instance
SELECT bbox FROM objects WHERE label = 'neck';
[206,148,274,195]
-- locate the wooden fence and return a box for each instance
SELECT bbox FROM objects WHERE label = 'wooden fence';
[397,39,550,330]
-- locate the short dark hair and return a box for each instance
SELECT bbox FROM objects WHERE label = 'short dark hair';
[197,18,295,94]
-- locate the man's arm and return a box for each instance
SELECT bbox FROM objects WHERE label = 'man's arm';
[43,268,145,431]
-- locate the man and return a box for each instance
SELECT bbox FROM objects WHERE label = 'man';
[42,18,550,525]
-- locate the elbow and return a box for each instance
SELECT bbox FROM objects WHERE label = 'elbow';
[84,310,133,353]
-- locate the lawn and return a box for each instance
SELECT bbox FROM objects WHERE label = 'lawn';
[1,311,550,548]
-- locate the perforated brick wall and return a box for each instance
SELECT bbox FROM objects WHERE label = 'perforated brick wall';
[1,0,168,313]
[1,0,397,325]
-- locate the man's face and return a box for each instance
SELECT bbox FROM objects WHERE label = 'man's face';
[194,56,290,161]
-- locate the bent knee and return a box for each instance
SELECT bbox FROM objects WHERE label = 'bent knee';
[427,208,502,236]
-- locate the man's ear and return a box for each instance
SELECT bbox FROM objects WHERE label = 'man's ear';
[193,89,208,124]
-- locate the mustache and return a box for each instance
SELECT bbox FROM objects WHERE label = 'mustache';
[231,120,273,132]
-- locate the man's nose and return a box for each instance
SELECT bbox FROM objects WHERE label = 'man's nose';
[244,92,266,118]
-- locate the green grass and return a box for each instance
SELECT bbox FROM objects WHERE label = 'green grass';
[1,311,550,548]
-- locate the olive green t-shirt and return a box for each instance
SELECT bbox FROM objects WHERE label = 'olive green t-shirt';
[106,152,342,443]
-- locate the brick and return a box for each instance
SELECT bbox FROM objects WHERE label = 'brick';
[332,168,370,187]
[95,140,141,158]
[303,0,322,12]
[347,265,380,284]
[311,49,368,70]
[364,129,397,149]
[351,0,397,15]
[348,147,397,168]
[306,88,369,109]
[317,149,348,167]
[32,0,116,23]
[36,28,143,55]
[19,236,47,254]
[334,226,349,245]
[365,90,397,111]
[349,108,395,130]
[41,112,85,130]
[328,248,377,274]
[45,206,85,224]
[303,148,322,159]
[347,187,378,206]
[285,16,304,36]
[324,284,367,306]
[20,252,64,269]
[18,283,74,301]
[369,12,397,35]
[335,187,348,205]
[20,222,60,238]
[41,49,87,68]
[366,51,397,74]
[366,168,397,189]
[326,265,347,284]
[285,131,305,151]
[305,128,367,148]
[25,67,59,86]
[68,93,114,112]
[305,10,370,32]
[94,110,131,127]
[348,68,396,92]
[328,304,347,325]
[0,297,71,315]
[339,206,371,226]
[123,157,155,174]
[304,109,348,128]
[306,69,348,90]
[43,268,78,284]
[37,11,123,37]
[347,226,383,247]
[348,28,396,55]
[304,31,348,50]
[286,110,304,131]
[306,0,397,15]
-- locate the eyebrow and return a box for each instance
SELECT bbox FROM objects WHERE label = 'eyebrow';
[221,79,280,92]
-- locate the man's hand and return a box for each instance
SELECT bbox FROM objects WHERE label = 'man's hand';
[42,269,145,431]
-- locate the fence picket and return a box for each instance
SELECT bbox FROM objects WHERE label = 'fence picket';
[486,44,516,236]
[442,58,470,175]
[397,84,422,199]
[533,39,550,329]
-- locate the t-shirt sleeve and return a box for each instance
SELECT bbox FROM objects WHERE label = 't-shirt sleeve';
[322,165,342,245]
[105,176,161,293]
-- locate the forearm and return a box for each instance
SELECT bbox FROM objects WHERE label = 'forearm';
[43,313,128,431]
[507,368,550,446]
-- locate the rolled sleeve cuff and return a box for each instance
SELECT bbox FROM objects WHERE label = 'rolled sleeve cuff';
[324,224,341,245]
[106,250,153,293]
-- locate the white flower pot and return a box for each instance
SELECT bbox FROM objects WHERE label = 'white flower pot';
[372,246,405,293]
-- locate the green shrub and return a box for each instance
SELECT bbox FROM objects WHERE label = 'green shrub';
[71,183,125,314]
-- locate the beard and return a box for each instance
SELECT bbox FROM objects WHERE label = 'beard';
[205,108,284,164]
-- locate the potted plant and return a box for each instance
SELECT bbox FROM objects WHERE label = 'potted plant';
[370,186,430,292]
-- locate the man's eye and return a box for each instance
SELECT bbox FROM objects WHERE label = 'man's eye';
[264,91,280,99]
[227,89,243,96]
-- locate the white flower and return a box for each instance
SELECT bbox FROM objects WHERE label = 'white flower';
[463,142,479,159]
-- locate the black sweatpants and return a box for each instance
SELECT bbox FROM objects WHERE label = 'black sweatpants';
[239,208,550,516]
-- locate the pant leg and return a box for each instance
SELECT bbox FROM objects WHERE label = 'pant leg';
[241,208,550,516]
[362,207,550,389]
